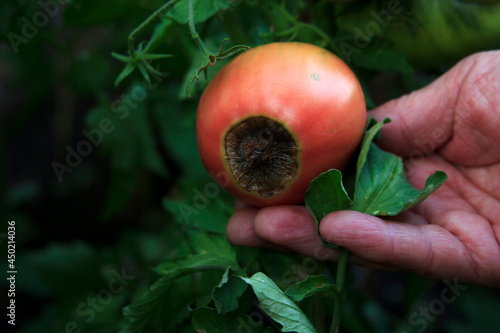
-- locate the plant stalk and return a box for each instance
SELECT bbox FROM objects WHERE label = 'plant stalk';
[128,0,180,56]
[187,0,212,58]
[272,3,341,55]
[330,248,349,333]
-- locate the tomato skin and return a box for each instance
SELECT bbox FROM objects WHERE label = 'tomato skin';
[196,42,366,207]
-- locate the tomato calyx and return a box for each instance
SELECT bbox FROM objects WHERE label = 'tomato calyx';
[224,116,298,198]
[186,38,251,97]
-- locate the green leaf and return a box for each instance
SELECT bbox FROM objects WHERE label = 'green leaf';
[350,40,413,73]
[86,98,169,220]
[188,229,237,262]
[305,117,447,221]
[240,272,318,333]
[190,307,238,332]
[151,102,207,179]
[155,253,234,276]
[167,0,231,24]
[144,18,177,54]
[114,61,137,87]
[121,237,231,333]
[121,229,237,332]
[155,229,238,275]
[351,143,447,216]
[305,169,352,226]
[285,275,336,302]
[162,186,234,234]
[120,268,191,333]
[212,267,248,314]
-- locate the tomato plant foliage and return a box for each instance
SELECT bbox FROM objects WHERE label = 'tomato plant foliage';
[107,0,491,332]
[3,0,500,333]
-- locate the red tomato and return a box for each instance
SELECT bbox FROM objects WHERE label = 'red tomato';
[196,42,366,207]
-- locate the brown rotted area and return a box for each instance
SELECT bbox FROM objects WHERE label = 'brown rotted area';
[224,116,298,198]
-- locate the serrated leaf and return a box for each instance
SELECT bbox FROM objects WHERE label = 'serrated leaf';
[187,229,236,261]
[120,268,193,333]
[121,252,231,333]
[167,0,231,24]
[351,143,447,215]
[285,275,336,302]
[122,230,237,332]
[305,118,447,224]
[162,188,233,234]
[212,267,248,314]
[155,229,238,275]
[305,169,352,225]
[240,272,318,333]
[305,170,352,249]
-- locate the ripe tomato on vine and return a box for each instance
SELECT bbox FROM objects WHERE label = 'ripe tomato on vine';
[197,42,366,207]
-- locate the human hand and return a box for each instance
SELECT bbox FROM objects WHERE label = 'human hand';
[226,51,500,287]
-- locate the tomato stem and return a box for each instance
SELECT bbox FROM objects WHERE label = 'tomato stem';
[185,0,250,97]
[330,247,349,333]
[127,0,180,57]
[187,0,212,59]
[271,3,341,55]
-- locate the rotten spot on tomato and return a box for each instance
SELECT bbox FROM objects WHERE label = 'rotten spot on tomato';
[224,116,298,198]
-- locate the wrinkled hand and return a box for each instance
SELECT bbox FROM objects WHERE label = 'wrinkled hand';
[226,51,500,287]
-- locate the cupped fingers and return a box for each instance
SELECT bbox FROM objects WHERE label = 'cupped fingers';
[319,211,476,282]
[228,205,411,270]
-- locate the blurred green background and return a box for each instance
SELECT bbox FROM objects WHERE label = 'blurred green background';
[1,0,499,332]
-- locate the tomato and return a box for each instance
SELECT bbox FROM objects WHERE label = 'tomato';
[196,42,366,207]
